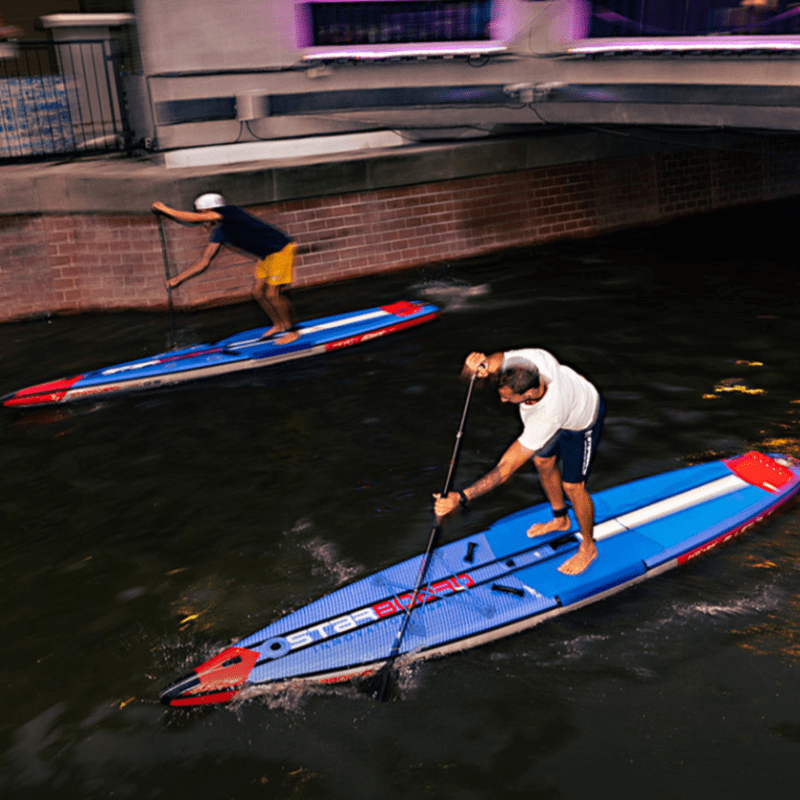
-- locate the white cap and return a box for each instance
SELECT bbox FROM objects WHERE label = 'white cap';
[194,193,226,211]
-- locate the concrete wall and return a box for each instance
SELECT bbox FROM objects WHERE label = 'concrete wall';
[133,0,558,74]
[136,0,297,73]
[129,0,584,150]
[125,0,800,157]
[2,130,798,324]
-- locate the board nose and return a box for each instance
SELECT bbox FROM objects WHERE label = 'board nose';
[160,646,259,707]
[1,375,85,407]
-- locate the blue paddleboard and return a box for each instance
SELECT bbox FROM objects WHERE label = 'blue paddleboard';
[160,451,800,706]
[2,301,438,408]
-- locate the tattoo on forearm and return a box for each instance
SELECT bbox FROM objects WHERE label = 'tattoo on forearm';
[468,467,503,501]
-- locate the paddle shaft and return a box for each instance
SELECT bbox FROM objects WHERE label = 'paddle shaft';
[375,370,477,701]
[155,213,174,316]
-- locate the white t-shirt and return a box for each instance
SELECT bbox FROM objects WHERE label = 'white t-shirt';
[502,349,599,453]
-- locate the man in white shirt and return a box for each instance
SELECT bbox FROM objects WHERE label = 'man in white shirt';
[434,349,605,575]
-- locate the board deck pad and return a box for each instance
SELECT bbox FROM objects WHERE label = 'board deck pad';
[1,300,439,408]
[160,452,800,706]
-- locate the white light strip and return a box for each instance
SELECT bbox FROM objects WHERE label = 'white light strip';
[158,131,405,169]
[232,309,390,349]
[303,43,507,61]
[570,36,800,55]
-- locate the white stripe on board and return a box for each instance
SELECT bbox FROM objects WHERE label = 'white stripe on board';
[231,309,389,350]
[593,473,750,541]
[71,344,331,399]
[100,310,392,375]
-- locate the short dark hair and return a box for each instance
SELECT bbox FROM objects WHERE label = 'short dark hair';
[497,364,540,393]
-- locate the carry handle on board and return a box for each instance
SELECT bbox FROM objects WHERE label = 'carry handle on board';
[373,370,478,702]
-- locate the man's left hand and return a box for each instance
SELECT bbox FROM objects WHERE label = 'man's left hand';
[433,491,460,518]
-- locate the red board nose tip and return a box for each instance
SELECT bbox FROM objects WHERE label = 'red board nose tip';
[160,646,260,707]
[2,375,84,407]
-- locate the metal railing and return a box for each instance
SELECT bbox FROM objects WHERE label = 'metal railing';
[0,38,133,162]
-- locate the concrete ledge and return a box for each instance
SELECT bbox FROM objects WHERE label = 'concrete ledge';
[0,128,699,217]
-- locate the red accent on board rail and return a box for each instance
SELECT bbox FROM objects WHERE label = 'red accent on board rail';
[676,491,792,566]
[3,375,85,407]
[169,689,242,707]
[725,451,796,493]
[325,311,438,353]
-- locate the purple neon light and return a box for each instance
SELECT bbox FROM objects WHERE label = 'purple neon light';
[302,41,506,60]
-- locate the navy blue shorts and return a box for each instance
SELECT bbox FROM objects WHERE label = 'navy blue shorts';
[535,396,605,484]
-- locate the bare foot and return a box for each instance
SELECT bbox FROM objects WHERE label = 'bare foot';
[259,326,281,341]
[276,330,300,345]
[526,515,570,539]
[558,541,597,575]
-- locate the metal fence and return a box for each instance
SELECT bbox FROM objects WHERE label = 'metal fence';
[0,38,133,162]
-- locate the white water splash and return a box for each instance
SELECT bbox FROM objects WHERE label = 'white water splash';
[292,521,362,587]
[411,280,490,312]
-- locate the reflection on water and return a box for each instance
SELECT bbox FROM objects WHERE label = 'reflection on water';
[1,200,799,798]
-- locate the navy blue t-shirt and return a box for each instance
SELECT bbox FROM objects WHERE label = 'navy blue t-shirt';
[210,205,293,258]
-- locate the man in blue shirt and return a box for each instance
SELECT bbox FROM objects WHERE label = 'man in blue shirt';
[152,194,298,343]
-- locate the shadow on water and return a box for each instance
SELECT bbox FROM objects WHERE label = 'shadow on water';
[1,199,799,798]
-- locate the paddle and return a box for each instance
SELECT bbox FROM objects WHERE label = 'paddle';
[373,369,478,702]
[155,212,176,344]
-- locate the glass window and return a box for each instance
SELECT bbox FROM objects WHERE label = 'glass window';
[590,0,800,37]
[300,1,494,47]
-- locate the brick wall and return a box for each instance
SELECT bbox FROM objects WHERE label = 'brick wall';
[1,143,798,323]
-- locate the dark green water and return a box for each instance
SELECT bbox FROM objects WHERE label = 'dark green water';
[1,201,799,799]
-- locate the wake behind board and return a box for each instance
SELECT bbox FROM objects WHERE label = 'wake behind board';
[2,301,438,408]
[161,451,800,707]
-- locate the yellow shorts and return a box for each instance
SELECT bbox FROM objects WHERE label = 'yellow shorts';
[255,242,296,285]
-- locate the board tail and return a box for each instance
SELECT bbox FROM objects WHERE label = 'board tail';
[725,451,797,492]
